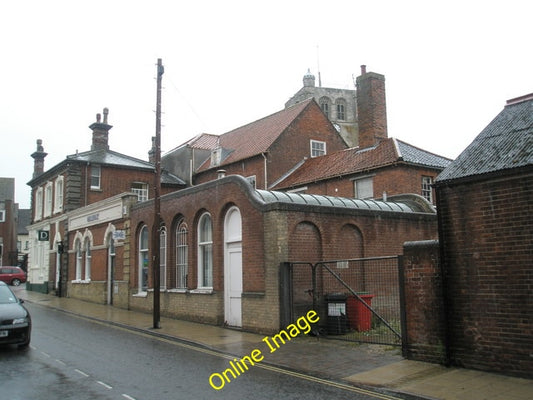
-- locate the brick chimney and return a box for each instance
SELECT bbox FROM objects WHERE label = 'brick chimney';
[148,136,156,164]
[31,139,47,178]
[356,65,388,148]
[89,108,112,151]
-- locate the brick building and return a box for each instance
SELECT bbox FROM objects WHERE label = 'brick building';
[272,137,451,205]
[402,93,533,378]
[26,109,184,294]
[0,178,18,266]
[191,97,348,188]
[128,175,437,333]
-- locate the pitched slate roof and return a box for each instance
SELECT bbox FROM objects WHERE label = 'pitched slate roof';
[272,138,451,189]
[197,98,315,171]
[436,94,533,183]
[66,149,186,185]
[67,149,155,169]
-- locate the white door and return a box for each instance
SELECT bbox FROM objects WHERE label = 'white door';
[224,207,242,327]
[226,243,242,327]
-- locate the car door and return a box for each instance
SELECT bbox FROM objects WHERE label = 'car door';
[0,268,9,283]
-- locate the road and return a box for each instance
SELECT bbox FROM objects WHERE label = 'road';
[0,302,410,400]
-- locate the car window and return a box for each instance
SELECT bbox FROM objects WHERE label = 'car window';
[0,285,18,304]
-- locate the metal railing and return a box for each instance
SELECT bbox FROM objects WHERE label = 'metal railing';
[282,256,404,346]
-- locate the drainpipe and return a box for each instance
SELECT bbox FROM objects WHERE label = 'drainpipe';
[262,153,268,189]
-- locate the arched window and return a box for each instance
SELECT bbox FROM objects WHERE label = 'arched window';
[197,213,213,289]
[107,232,116,305]
[319,96,331,118]
[138,225,149,292]
[336,98,346,120]
[175,221,188,289]
[75,239,82,281]
[160,226,167,290]
[84,237,91,281]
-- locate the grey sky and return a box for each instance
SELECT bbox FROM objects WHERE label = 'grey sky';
[1,0,531,208]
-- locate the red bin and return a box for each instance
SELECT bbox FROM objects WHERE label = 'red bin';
[347,294,374,332]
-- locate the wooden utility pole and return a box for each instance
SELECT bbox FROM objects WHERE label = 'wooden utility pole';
[152,58,164,329]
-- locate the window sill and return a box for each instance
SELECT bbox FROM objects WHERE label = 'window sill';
[133,291,148,298]
[190,288,214,295]
[71,279,91,284]
[167,289,188,294]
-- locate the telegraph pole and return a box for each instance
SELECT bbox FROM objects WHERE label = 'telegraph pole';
[152,58,164,329]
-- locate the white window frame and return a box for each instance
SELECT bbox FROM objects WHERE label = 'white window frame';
[84,237,91,282]
[44,182,53,217]
[131,182,149,202]
[75,239,82,281]
[90,165,101,190]
[197,213,213,289]
[54,175,64,214]
[310,140,326,158]
[160,226,167,290]
[138,225,149,293]
[0,210,5,222]
[35,187,43,221]
[422,176,433,203]
[175,222,188,289]
[354,176,374,199]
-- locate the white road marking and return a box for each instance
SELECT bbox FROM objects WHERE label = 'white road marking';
[122,394,137,400]
[40,351,50,357]
[75,369,89,377]
[55,359,66,366]
[97,381,113,390]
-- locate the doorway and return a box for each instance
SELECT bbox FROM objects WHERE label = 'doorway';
[224,207,242,327]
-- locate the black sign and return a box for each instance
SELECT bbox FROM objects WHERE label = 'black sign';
[38,230,50,241]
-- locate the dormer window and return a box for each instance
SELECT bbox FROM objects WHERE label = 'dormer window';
[310,140,326,158]
[211,147,222,167]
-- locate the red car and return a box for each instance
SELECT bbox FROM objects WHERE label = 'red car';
[0,266,27,286]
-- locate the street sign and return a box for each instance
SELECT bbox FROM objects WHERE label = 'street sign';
[113,230,126,240]
[38,230,50,241]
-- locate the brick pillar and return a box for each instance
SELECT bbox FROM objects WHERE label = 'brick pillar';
[403,240,446,363]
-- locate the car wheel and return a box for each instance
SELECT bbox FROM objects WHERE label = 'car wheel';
[11,278,21,286]
[18,338,31,349]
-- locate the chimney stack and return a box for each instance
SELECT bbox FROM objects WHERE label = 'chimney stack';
[148,136,156,164]
[89,108,112,151]
[356,67,388,149]
[31,139,48,178]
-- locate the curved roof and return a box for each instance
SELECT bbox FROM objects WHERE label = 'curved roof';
[254,189,421,213]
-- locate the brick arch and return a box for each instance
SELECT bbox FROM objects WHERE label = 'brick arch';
[338,223,364,259]
[289,221,322,262]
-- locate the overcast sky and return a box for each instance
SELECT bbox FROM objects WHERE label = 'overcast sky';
[1,0,531,209]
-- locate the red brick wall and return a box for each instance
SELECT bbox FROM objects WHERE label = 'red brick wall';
[194,102,347,189]
[436,172,533,378]
[0,200,17,266]
[402,240,446,363]
[128,176,438,332]
[303,164,441,204]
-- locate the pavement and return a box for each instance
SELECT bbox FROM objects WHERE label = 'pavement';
[16,286,533,400]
